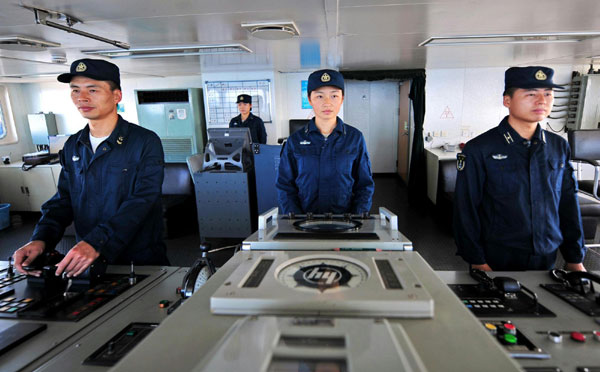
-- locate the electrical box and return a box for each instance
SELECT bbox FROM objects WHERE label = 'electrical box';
[27,113,57,151]
[567,74,600,130]
[135,89,207,162]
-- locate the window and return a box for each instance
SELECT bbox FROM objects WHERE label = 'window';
[0,102,6,139]
[0,85,18,145]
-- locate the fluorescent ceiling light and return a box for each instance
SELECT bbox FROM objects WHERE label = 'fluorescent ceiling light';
[82,44,253,59]
[0,35,60,51]
[419,32,600,46]
[21,5,130,49]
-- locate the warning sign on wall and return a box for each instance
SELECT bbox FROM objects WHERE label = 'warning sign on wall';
[440,106,454,119]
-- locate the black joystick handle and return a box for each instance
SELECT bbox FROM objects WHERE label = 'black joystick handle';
[7,257,14,278]
[200,242,212,258]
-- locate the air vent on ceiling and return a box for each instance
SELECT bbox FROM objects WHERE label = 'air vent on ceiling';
[0,35,60,51]
[241,21,300,40]
[82,44,252,59]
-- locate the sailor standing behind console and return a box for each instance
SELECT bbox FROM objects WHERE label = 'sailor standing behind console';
[12,58,169,278]
[453,66,586,272]
[276,69,374,214]
[229,94,267,144]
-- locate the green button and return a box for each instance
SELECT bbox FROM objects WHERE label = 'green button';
[504,334,517,344]
[126,331,136,336]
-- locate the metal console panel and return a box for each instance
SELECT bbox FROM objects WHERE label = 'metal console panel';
[0,265,177,372]
[210,251,434,318]
[193,316,428,372]
[110,251,521,372]
[243,207,413,251]
[34,267,188,372]
[438,271,600,372]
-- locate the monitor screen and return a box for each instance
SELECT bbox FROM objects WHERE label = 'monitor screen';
[289,119,310,136]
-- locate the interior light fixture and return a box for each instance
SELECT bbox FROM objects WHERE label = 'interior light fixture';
[241,21,300,40]
[21,4,130,49]
[419,32,600,46]
[0,35,60,51]
[82,44,252,59]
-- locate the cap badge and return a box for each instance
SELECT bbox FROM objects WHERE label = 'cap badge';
[76,62,87,72]
[321,73,331,82]
[117,136,124,145]
[535,70,547,81]
[240,96,244,101]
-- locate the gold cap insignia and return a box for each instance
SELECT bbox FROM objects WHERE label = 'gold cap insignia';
[535,70,547,81]
[240,96,244,101]
[117,136,124,145]
[76,62,87,72]
[321,73,331,82]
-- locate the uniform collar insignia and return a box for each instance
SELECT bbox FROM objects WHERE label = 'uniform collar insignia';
[299,140,311,145]
[503,132,514,144]
[492,154,508,160]
[117,136,124,145]
[542,131,546,143]
[72,155,80,162]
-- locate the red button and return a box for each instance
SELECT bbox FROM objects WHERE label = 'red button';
[504,323,516,335]
[570,331,586,342]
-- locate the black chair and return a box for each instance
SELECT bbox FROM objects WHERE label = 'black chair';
[162,162,196,238]
[568,129,600,200]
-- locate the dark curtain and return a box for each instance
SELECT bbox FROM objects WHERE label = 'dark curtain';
[407,75,427,204]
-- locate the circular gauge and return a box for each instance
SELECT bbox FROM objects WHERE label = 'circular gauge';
[293,219,362,233]
[276,255,369,293]
[181,260,214,298]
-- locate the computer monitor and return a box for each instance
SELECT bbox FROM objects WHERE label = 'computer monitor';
[289,119,310,136]
[207,128,252,155]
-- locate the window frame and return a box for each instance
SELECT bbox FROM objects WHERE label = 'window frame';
[0,85,18,145]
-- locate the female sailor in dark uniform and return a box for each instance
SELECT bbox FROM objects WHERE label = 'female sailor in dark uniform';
[228,94,267,144]
[276,69,374,214]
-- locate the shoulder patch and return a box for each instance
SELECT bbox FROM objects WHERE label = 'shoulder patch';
[457,153,466,171]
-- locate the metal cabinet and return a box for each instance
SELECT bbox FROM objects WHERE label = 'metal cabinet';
[0,163,59,212]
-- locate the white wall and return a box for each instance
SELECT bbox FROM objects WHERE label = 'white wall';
[424,65,575,149]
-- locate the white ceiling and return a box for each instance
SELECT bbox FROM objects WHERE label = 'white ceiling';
[1,0,600,81]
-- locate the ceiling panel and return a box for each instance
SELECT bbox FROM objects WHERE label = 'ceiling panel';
[2,0,600,81]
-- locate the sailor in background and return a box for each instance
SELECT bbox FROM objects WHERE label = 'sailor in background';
[276,69,374,214]
[13,58,169,278]
[454,66,586,271]
[229,94,267,144]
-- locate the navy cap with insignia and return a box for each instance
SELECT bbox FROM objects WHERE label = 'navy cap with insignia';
[307,69,344,95]
[504,66,564,93]
[58,58,121,89]
[236,94,252,104]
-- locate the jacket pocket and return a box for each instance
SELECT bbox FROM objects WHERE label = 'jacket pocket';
[547,158,565,190]
[486,161,518,195]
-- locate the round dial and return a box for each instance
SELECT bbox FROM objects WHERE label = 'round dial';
[193,265,212,293]
[276,256,369,293]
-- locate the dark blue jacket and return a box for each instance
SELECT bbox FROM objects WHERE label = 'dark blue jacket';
[229,113,267,144]
[453,116,585,270]
[31,116,169,265]
[276,118,374,214]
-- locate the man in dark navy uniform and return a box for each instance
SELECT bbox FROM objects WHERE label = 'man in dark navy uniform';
[229,94,267,144]
[13,58,169,277]
[454,66,586,271]
[276,69,374,214]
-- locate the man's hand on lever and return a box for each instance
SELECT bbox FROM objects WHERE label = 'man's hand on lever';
[13,240,45,276]
[565,262,586,272]
[55,241,100,278]
[471,263,493,272]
